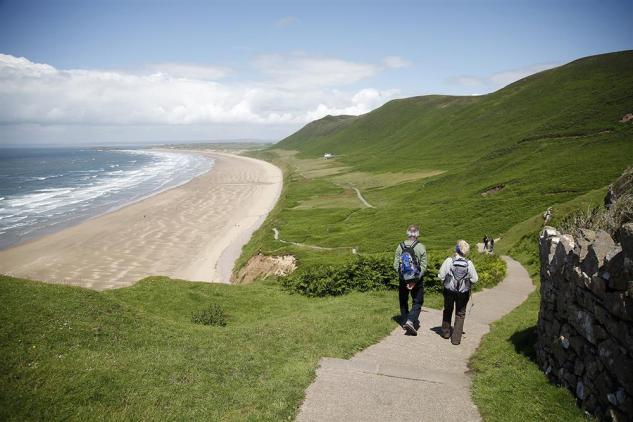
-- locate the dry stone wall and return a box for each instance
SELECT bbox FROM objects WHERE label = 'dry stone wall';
[537,224,633,421]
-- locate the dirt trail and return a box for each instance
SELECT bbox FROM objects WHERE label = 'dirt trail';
[272,228,352,252]
[352,187,375,208]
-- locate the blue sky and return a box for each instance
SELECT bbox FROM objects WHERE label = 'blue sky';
[0,0,631,145]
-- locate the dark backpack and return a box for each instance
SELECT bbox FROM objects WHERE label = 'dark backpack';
[399,241,421,281]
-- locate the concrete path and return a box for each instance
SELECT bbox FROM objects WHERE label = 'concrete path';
[296,256,534,422]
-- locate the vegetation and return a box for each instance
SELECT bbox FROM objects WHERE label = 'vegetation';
[191,303,227,326]
[0,275,398,421]
[3,51,632,420]
[467,186,627,421]
[243,51,633,270]
[281,251,505,297]
[237,51,633,420]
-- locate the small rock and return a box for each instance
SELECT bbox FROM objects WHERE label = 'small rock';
[577,381,585,400]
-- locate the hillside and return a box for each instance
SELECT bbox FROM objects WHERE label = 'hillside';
[244,50,633,265]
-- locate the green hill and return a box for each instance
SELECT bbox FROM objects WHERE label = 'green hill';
[234,50,633,421]
[244,50,633,264]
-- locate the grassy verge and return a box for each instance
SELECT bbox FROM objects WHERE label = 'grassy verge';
[1,272,464,420]
[1,275,400,420]
[469,191,609,421]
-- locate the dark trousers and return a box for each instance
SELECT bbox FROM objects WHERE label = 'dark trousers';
[442,288,470,344]
[399,279,424,325]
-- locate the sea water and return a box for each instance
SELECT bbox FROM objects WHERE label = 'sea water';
[0,147,213,249]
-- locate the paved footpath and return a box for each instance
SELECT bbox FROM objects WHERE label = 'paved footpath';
[297,256,534,422]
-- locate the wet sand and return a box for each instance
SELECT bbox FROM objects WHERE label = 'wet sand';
[0,151,282,290]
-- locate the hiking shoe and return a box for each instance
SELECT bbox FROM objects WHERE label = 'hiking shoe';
[403,320,417,336]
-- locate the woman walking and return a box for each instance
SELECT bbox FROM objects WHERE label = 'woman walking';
[438,240,478,345]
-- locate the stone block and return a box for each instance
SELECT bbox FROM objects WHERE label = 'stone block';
[574,359,585,376]
[574,309,596,344]
[582,230,616,277]
[592,275,608,300]
[620,223,633,259]
[570,335,585,355]
[604,292,633,322]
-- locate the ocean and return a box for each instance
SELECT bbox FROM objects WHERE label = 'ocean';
[0,147,213,250]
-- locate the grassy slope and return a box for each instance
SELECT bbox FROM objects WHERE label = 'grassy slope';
[243,51,633,269]
[469,190,608,421]
[237,51,633,420]
[1,275,400,420]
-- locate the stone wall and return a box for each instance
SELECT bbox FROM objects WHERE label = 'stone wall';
[537,224,633,421]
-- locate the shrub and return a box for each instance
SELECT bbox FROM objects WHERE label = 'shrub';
[469,252,507,291]
[280,254,395,297]
[279,251,505,297]
[191,304,227,326]
[558,194,633,240]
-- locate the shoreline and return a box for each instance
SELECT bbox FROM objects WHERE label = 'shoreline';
[0,148,215,252]
[0,151,282,290]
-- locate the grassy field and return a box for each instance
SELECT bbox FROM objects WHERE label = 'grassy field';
[1,275,404,421]
[241,52,633,271]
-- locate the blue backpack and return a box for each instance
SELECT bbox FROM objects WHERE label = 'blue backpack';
[399,241,421,281]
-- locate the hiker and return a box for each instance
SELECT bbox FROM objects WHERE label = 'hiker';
[393,224,428,335]
[438,240,478,345]
[483,235,489,252]
[489,237,495,253]
[604,185,617,210]
[543,207,552,225]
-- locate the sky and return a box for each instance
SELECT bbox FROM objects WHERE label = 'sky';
[0,0,631,146]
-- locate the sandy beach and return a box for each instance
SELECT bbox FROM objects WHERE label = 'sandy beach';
[0,151,282,290]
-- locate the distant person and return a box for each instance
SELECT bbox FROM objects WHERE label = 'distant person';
[483,235,489,252]
[489,237,495,253]
[604,185,617,210]
[438,240,479,345]
[394,224,428,336]
[543,207,552,225]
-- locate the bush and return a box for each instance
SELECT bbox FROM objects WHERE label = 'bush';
[280,254,395,297]
[469,252,507,291]
[558,194,633,240]
[279,251,505,297]
[191,304,227,326]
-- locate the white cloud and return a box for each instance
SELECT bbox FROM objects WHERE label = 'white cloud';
[252,53,379,89]
[148,63,231,80]
[275,16,299,28]
[0,53,401,136]
[382,56,410,69]
[449,62,560,90]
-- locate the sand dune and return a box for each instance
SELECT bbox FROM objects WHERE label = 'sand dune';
[0,151,282,290]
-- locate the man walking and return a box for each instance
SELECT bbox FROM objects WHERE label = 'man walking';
[394,224,428,335]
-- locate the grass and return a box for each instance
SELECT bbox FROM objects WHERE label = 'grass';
[1,275,403,421]
[236,51,633,420]
[470,289,589,421]
[242,52,633,270]
[467,189,617,422]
